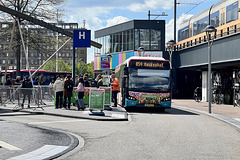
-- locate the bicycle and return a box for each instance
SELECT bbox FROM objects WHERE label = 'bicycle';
[194,87,202,102]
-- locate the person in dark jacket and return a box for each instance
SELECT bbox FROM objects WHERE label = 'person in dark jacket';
[63,75,74,109]
[21,76,33,108]
[83,73,90,87]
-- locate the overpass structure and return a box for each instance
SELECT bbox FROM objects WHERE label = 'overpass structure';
[173,26,240,105]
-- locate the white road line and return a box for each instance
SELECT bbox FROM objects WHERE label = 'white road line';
[28,119,90,125]
[8,145,68,160]
[0,141,22,151]
[234,118,240,121]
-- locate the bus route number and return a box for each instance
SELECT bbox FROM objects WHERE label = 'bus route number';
[136,62,142,67]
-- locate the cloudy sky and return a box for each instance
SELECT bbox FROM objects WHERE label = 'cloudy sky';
[60,0,220,63]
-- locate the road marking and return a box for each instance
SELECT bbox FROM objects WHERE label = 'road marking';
[28,119,90,124]
[111,114,125,118]
[0,141,22,151]
[234,118,240,121]
[8,145,68,160]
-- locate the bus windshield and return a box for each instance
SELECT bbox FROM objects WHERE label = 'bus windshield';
[128,68,170,92]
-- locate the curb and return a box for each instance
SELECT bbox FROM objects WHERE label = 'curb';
[0,106,128,121]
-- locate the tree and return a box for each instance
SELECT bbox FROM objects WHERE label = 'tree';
[43,58,71,72]
[0,0,65,76]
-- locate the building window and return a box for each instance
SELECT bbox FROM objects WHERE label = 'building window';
[151,29,161,50]
[135,29,140,50]
[140,29,150,50]
[3,59,5,64]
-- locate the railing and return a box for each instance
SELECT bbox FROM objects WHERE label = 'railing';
[0,85,54,110]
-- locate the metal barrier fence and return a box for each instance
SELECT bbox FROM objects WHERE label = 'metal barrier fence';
[0,85,55,110]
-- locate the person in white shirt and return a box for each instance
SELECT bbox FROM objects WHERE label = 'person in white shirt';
[75,77,85,99]
[53,77,64,109]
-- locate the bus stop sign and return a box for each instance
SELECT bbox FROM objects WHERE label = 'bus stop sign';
[73,30,91,48]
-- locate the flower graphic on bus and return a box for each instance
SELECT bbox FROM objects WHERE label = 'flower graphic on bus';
[129,91,170,104]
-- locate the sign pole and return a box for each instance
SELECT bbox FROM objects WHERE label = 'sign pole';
[72,47,76,85]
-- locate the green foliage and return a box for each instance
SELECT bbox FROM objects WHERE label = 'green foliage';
[43,58,71,72]
[43,59,95,78]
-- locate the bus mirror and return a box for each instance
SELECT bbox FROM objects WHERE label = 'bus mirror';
[124,68,128,75]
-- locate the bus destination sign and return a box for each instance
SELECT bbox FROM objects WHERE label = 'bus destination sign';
[129,60,170,69]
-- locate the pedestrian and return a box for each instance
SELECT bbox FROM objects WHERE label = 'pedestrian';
[49,79,55,100]
[21,76,33,108]
[83,73,90,87]
[5,77,12,86]
[53,77,64,109]
[14,76,21,85]
[111,74,120,107]
[75,77,85,99]
[63,75,74,109]
[5,76,12,99]
[97,75,104,88]
[92,74,100,87]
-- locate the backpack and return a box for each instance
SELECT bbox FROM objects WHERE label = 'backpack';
[24,80,32,88]
[67,81,73,92]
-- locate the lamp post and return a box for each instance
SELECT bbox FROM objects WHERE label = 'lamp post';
[137,47,145,57]
[167,40,176,69]
[205,25,217,114]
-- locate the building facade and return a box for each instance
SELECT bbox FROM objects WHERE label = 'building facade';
[94,20,166,73]
[0,22,87,71]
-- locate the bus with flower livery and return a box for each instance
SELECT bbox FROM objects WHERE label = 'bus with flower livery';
[115,56,171,111]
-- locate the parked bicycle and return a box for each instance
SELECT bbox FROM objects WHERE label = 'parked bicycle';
[233,83,240,107]
[194,87,202,102]
[212,86,224,104]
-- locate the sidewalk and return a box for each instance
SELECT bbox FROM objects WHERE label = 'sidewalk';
[0,101,128,121]
[172,99,240,129]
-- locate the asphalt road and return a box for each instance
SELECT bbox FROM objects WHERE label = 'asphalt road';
[1,107,240,160]
[0,110,75,160]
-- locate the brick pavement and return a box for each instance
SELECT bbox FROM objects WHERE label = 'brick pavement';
[172,99,240,120]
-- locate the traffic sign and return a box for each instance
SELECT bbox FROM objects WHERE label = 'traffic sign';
[73,30,91,48]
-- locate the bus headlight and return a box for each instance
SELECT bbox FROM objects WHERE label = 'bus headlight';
[128,96,137,101]
[162,97,171,101]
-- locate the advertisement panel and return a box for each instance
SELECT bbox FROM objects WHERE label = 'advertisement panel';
[100,87,112,105]
[89,89,105,110]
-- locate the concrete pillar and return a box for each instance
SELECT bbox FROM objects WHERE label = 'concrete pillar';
[202,71,208,102]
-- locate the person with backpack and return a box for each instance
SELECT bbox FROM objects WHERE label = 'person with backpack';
[21,76,33,108]
[63,75,74,109]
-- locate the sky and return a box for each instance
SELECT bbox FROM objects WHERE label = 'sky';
[60,0,220,63]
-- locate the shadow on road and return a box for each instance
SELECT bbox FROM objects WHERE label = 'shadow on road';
[125,107,199,116]
[0,109,40,117]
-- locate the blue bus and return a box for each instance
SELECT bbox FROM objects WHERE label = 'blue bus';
[115,56,171,111]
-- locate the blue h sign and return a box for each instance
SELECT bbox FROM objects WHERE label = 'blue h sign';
[73,30,91,48]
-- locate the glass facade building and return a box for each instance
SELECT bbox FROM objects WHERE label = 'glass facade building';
[94,20,166,71]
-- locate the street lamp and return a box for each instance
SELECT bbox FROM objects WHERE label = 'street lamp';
[137,47,145,57]
[205,25,217,114]
[166,39,176,69]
